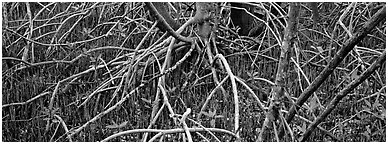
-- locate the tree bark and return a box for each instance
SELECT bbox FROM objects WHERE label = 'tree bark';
[257,2,300,142]
[280,4,386,140]
[301,50,386,141]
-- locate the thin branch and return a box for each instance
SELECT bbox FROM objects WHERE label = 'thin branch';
[2,91,51,108]
[285,4,386,127]
[300,50,386,141]
[214,54,239,137]
[101,127,237,142]
[180,108,193,142]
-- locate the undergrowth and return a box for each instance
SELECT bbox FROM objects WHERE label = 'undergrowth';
[2,2,385,142]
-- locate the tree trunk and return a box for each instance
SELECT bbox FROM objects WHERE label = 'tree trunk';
[257,2,300,142]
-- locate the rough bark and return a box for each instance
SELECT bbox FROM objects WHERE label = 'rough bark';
[281,4,386,140]
[257,2,300,142]
[301,50,386,141]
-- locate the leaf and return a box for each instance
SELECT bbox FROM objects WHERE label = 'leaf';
[40,107,50,115]
[309,97,318,112]
[298,137,303,142]
[210,119,215,128]
[316,46,324,53]
[88,34,95,38]
[118,24,123,31]
[82,48,88,53]
[362,132,370,139]
[350,71,359,81]
[106,124,119,129]
[90,57,96,63]
[372,100,380,110]
[302,122,306,132]
[71,6,80,10]
[117,121,128,128]
[310,45,324,53]
[366,125,371,134]
[380,107,386,119]
[215,115,224,119]
[361,132,370,140]
[371,129,381,136]
[96,54,102,61]
[338,122,343,132]
[120,33,126,38]
[82,28,91,36]
[247,71,253,77]
[296,125,303,132]
[141,98,151,105]
[362,105,370,111]
[106,120,128,129]
[52,119,60,123]
[209,109,216,117]
[364,100,371,108]
[202,112,210,117]
[252,72,259,77]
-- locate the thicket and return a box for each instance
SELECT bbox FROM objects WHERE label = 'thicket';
[2,2,386,142]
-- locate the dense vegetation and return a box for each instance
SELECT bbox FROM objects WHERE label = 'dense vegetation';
[2,2,386,142]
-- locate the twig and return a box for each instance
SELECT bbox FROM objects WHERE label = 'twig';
[180,108,193,142]
[121,21,158,112]
[338,2,356,37]
[24,2,33,62]
[273,122,279,142]
[101,127,237,142]
[291,57,323,110]
[287,111,340,141]
[204,37,229,108]
[78,75,120,107]
[2,91,51,108]
[329,109,384,133]
[197,76,229,120]
[4,27,106,46]
[141,102,166,142]
[53,114,72,142]
[214,54,239,137]
[2,57,32,66]
[234,77,266,111]
[186,117,221,142]
[47,64,107,134]
[279,113,294,142]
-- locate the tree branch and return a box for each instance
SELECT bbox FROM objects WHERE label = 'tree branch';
[145,2,193,43]
[301,50,386,141]
[285,4,386,126]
